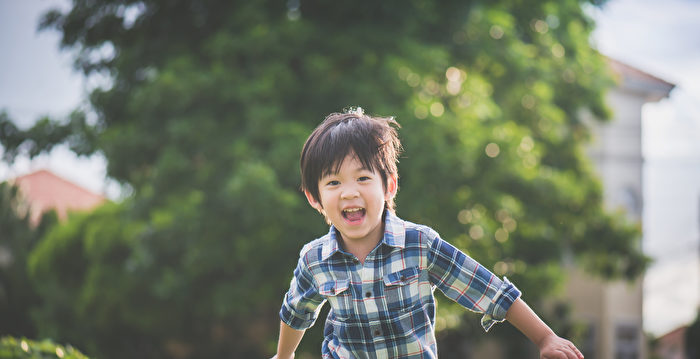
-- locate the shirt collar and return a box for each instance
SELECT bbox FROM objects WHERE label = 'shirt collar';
[321,209,406,261]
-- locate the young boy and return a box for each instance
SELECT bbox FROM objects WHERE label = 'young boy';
[274,109,584,359]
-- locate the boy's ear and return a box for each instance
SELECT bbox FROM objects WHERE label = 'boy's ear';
[304,190,323,211]
[385,173,398,201]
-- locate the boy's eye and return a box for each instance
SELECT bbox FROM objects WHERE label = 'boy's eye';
[358,176,371,181]
[326,180,340,186]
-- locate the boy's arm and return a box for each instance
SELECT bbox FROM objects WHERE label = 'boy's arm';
[505,298,584,359]
[272,321,305,359]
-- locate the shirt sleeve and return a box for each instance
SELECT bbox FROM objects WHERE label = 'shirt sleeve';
[279,253,327,330]
[426,234,521,332]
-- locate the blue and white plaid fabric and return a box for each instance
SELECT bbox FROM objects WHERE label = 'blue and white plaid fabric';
[280,210,521,358]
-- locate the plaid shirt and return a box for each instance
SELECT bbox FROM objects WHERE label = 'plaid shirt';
[280,210,521,358]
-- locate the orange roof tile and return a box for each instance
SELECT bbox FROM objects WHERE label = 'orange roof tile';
[10,169,105,225]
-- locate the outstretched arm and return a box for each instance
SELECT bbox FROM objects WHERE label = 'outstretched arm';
[272,321,306,359]
[506,298,584,359]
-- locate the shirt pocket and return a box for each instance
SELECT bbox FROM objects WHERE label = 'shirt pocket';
[319,279,353,320]
[383,267,421,312]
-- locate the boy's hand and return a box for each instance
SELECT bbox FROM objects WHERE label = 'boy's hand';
[538,334,584,359]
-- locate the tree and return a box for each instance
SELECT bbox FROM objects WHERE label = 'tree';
[0,0,647,358]
[0,181,56,338]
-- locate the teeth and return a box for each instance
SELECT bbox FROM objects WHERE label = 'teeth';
[343,208,363,213]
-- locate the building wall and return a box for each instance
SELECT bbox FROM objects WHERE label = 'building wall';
[588,90,646,221]
[569,84,647,359]
[565,61,673,359]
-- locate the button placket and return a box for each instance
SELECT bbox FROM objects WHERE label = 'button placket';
[359,258,380,319]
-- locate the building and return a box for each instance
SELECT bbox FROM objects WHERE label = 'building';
[9,169,105,226]
[653,326,688,359]
[564,59,675,359]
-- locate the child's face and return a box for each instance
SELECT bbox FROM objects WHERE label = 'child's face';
[305,153,397,246]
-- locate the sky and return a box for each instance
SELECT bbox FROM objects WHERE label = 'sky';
[0,0,118,197]
[1,0,699,337]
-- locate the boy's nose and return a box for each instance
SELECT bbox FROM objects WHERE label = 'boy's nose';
[340,186,360,199]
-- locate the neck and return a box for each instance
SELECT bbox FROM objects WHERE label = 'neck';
[338,228,384,265]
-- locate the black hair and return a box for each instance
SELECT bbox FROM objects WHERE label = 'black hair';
[300,108,402,211]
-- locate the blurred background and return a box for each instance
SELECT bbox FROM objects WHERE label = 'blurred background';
[1,0,698,358]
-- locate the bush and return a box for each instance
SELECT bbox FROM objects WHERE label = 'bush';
[0,337,88,359]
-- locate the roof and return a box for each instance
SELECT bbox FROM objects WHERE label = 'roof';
[657,325,687,343]
[10,169,105,225]
[653,326,688,359]
[607,57,676,101]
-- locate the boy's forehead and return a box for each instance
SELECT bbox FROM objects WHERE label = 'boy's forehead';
[321,153,373,177]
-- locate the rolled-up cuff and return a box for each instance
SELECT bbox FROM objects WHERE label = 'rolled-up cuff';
[280,301,318,330]
[480,277,521,332]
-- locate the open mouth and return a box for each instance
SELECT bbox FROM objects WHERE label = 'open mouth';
[342,207,366,223]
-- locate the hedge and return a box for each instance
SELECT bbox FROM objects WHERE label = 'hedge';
[0,337,88,359]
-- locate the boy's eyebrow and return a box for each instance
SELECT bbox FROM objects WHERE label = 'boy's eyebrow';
[320,164,373,178]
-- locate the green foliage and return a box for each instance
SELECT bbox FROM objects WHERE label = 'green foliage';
[27,190,315,358]
[0,336,88,359]
[0,0,648,357]
[0,111,97,162]
[0,182,56,338]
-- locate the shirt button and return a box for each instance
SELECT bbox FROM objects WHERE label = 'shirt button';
[374,329,381,336]
[365,291,372,298]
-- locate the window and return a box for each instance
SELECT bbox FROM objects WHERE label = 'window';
[615,323,640,359]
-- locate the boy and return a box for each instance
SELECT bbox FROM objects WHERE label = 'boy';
[274,109,584,359]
